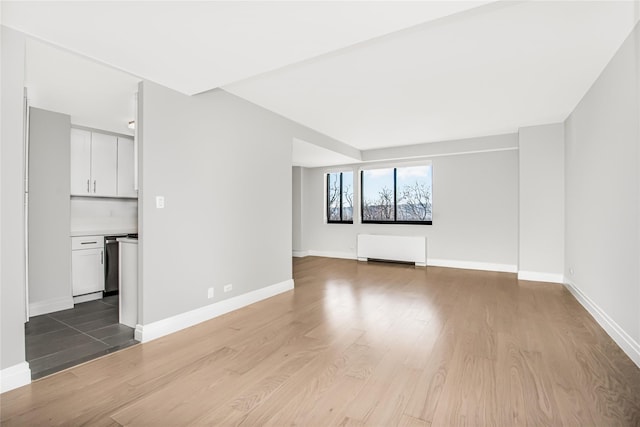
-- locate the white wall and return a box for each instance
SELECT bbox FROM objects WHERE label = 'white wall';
[28,107,72,316]
[138,82,346,325]
[518,123,565,282]
[70,198,138,234]
[292,166,303,253]
[298,141,519,271]
[0,26,29,387]
[564,23,640,360]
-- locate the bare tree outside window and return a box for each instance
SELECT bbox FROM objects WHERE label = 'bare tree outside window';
[361,165,432,224]
[362,168,395,221]
[326,171,353,223]
[327,173,340,221]
[397,165,432,221]
[341,171,354,221]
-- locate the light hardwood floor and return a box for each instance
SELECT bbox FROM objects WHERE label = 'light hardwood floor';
[2,257,640,426]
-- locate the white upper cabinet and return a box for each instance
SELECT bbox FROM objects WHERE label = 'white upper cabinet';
[90,132,118,196]
[70,129,92,195]
[117,137,136,197]
[70,129,136,198]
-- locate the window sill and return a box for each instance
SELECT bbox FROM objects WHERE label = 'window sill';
[361,221,432,225]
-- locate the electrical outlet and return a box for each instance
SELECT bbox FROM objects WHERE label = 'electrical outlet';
[156,196,165,209]
[224,284,233,293]
[207,287,214,299]
[569,268,575,276]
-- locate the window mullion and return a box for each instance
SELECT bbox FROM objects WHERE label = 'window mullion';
[327,174,330,222]
[339,173,343,222]
[360,170,364,223]
[393,168,398,222]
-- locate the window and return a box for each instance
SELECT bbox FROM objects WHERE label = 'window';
[326,171,354,223]
[361,164,432,224]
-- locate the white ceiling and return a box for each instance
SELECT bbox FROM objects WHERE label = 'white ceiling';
[226,1,640,149]
[292,138,360,168]
[25,39,139,136]
[2,1,490,95]
[4,1,639,161]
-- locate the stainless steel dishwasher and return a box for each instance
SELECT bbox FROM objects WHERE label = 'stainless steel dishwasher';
[104,235,127,295]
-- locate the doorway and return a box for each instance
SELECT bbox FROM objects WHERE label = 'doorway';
[23,39,141,379]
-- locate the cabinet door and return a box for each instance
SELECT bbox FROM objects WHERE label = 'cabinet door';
[72,248,105,296]
[117,137,137,197]
[90,132,118,196]
[70,129,92,195]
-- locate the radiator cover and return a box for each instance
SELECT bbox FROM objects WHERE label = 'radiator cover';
[357,234,427,267]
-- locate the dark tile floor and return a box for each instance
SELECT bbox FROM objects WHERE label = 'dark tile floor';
[25,295,138,379]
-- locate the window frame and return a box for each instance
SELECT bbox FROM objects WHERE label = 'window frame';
[326,171,354,224]
[360,165,433,225]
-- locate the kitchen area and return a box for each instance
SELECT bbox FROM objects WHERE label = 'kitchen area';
[23,39,142,379]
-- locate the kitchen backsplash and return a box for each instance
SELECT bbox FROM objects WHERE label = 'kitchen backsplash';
[71,197,138,233]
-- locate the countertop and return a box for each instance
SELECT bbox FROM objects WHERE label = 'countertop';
[70,229,138,237]
[117,237,138,244]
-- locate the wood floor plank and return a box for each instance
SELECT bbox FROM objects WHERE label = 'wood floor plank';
[2,257,640,426]
[234,327,365,426]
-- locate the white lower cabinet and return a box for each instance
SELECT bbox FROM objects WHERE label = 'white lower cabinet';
[71,236,105,296]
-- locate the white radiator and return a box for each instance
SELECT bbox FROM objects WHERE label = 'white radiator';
[357,234,427,267]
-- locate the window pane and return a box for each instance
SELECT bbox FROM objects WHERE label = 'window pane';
[396,165,432,222]
[362,168,395,221]
[341,171,353,221]
[327,173,341,221]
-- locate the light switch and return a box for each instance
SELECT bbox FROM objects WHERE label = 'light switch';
[156,196,165,209]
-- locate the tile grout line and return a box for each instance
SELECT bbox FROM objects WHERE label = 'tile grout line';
[54,317,113,347]
[27,299,135,378]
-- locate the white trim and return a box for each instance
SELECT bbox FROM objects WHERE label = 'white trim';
[307,250,356,260]
[427,258,517,273]
[0,362,31,394]
[292,250,310,258]
[565,280,640,369]
[358,158,433,171]
[29,296,74,317]
[134,324,144,342]
[299,251,516,273]
[362,146,519,163]
[135,279,294,343]
[517,271,564,283]
[73,292,102,304]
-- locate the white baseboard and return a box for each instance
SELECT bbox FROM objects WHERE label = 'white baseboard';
[428,258,517,273]
[307,250,356,260]
[73,292,103,304]
[565,280,640,369]
[135,278,295,343]
[134,324,144,342]
[292,250,309,258]
[29,296,74,317]
[517,271,564,283]
[298,251,516,273]
[0,362,31,394]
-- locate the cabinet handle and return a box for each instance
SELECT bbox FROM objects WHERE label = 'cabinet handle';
[81,241,98,245]
[101,250,104,265]
[87,179,90,193]
[93,180,96,193]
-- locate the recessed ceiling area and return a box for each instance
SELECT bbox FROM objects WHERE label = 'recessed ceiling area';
[225,1,640,150]
[25,39,139,136]
[2,1,490,95]
[4,0,639,163]
[292,138,360,168]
